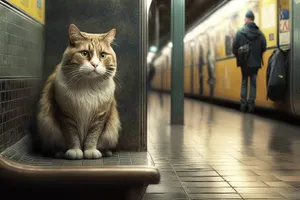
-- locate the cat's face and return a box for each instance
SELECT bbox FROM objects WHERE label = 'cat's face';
[62,24,117,81]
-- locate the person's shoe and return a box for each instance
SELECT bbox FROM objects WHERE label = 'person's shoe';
[240,104,247,112]
[248,104,255,113]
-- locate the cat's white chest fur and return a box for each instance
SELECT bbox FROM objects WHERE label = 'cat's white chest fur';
[54,71,115,139]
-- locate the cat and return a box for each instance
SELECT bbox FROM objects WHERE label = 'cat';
[35,24,121,160]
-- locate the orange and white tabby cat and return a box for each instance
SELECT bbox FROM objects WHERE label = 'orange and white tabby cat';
[36,24,121,160]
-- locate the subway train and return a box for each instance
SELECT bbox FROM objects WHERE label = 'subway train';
[150,0,300,117]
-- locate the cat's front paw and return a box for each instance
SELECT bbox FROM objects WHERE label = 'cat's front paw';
[84,149,102,159]
[65,148,83,160]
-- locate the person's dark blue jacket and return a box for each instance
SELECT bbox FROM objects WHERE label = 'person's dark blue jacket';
[232,21,267,68]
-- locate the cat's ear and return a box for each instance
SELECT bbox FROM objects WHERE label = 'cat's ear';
[68,24,84,45]
[103,28,116,44]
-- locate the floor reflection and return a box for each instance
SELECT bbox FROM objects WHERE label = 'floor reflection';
[269,124,293,154]
[242,114,254,146]
[145,92,300,200]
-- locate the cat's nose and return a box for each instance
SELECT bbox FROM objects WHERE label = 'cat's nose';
[90,61,98,68]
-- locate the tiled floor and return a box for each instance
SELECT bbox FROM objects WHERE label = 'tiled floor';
[144,92,300,200]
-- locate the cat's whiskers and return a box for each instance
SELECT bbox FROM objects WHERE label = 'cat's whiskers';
[65,70,80,81]
[106,70,123,89]
[65,70,81,86]
[114,78,123,89]
[112,72,122,83]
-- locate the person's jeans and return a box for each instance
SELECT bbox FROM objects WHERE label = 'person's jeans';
[240,67,258,106]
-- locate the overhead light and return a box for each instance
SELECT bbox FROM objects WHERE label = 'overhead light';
[149,45,158,52]
[184,0,244,43]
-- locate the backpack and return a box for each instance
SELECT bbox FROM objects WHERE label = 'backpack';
[266,49,289,101]
[237,33,252,67]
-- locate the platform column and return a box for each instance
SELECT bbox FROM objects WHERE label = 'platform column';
[171,0,185,125]
[154,0,160,48]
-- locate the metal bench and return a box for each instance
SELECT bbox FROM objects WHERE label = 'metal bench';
[0,135,160,199]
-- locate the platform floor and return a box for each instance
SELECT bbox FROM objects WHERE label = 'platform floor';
[144,92,300,200]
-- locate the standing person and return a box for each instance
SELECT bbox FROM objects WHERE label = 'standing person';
[206,35,216,98]
[232,10,267,113]
[147,63,156,90]
[198,44,204,95]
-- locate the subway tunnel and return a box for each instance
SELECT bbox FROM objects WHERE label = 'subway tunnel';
[1,0,300,199]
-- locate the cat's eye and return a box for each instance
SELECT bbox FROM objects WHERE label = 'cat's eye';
[100,52,107,59]
[81,51,89,58]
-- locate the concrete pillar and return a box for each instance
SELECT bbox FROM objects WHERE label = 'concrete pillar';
[171,0,185,125]
[153,0,160,48]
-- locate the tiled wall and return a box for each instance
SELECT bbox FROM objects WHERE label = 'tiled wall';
[0,3,44,151]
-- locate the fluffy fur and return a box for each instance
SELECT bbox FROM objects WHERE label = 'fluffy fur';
[35,24,121,160]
